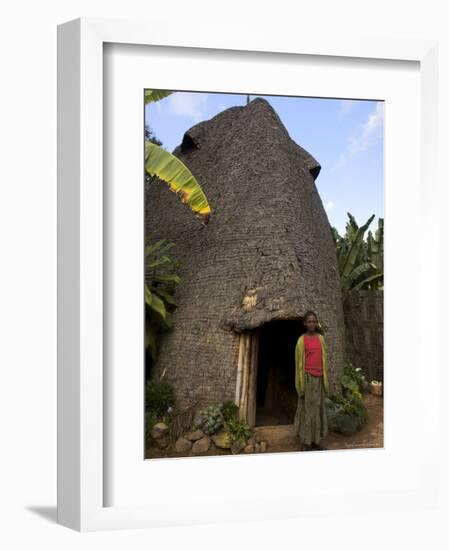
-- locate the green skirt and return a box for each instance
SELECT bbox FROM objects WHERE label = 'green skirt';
[293,372,328,445]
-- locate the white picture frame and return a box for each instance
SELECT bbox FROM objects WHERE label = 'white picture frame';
[57,17,442,532]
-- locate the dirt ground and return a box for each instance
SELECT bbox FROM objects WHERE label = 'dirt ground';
[255,392,383,454]
[146,392,383,459]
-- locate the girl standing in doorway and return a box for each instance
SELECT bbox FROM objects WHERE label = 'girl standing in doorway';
[294,310,330,451]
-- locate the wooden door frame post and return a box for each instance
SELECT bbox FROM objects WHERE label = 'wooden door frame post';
[235,330,259,427]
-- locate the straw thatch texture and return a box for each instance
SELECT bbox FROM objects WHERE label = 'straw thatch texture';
[145,98,345,409]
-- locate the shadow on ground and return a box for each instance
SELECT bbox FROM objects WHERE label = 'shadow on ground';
[26,506,57,523]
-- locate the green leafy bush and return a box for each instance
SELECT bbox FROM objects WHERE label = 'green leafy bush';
[341,362,369,399]
[145,379,175,418]
[192,401,252,443]
[224,416,252,445]
[193,404,224,435]
[325,392,368,434]
[221,400,239,423]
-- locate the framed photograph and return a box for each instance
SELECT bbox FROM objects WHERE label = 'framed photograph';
[57,17,441,531]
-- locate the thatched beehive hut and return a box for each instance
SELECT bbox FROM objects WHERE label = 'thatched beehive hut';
[145,97,345,428]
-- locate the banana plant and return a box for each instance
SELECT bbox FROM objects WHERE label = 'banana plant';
[361,217,384,290]
[145,89,211,224]
[144,90,173,104]
[144,90,212,358]
[339,213,374,289]
[145,142,211,224]
[144,235,181,360]
[333,213,384,291]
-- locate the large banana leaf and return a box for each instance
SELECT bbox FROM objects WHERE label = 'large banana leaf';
[145,142,211,224]
[337,239,349,274]
[145,285,167,320]
[374,218,384,271]
[345,212,359,242]
[151,273,181,284]
[149,286,177,306]
[145,255,172,269]
[340,214,375,283]
[346,261,377,289]
[352,272,383,291]
[145,238,175,256]
[144,90,173,104]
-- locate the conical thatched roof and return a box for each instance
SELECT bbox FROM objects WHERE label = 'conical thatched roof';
[145,97,345,408]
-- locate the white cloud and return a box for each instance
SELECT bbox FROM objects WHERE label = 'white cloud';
[325,201,335,212]
[339,99,357,117]
[349,102,384,155]
[166,92,209,122]
[331,102,384,171]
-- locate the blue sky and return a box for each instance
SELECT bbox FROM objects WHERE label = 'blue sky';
[145,92,384,236]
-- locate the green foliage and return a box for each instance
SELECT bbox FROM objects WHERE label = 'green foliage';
[144,89,173,104]
[341,362,368,399]
[145,141,211,224]
[193,404,225,435]
[348,362,369,391]
[224,416,252,445]
[145,379,175,418]
[144,234,181,360]
[221,400,239,423]
[325,362,369,434]
[325,393,368,434]
[144,89,211,224]
[192,401,252,444]
[144,124,163,146]
[332,213,384,291]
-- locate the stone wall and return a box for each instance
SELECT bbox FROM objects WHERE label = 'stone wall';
[342,290,384,382]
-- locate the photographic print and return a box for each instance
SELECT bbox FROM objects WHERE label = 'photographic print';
[144,90,384,459]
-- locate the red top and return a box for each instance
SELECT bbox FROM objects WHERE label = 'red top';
[304,335,323,376]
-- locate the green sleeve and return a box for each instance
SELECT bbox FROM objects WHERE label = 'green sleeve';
[320,335,329,394]
[295,336,304,395]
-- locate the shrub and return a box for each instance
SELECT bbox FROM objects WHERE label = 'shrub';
[221,400,239,423]
[145,379,175,418]
[192,401,252,443]
[193,404,224,435]
[325,392,368,434]
[224,416,252,445]
[341,362,369,399]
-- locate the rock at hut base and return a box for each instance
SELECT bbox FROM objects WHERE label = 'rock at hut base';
[153,435,170,449]
[231,440,244,454]
[191,436,211,455]
[151,422,169,439]
[175,436,192,453]
[212,431,232,449]
[185,429,205,441]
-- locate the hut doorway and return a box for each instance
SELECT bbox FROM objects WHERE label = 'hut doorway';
[256,319,304,426]
[235,319,304,428]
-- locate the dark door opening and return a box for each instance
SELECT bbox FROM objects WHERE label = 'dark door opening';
[255,319,304,426]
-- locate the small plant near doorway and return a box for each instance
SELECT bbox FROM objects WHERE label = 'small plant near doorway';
[193,404,226,435]
[225,416,252,445]
[191,401,252,445]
